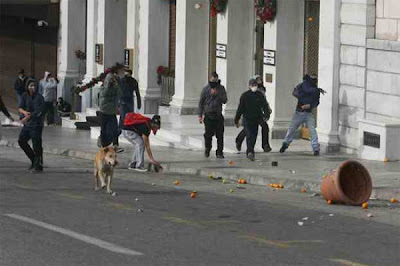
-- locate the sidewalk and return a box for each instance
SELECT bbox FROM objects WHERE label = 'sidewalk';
[1,117,399,201]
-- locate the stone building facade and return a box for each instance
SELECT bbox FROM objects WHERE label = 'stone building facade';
[2,0,398,158]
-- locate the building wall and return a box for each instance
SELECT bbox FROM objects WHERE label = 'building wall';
[376,0,400,41]
[338,0,400,153]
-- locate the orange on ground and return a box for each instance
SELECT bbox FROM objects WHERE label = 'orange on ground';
[327,200,333,205]
[384,158,389,163]
[190,192,196,198]
[174,180,180,185]
[301,188,307,193]
[390,198,399,203]
[362,202,368,209]
[228,160,234,166]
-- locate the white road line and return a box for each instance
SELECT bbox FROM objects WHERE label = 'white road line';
[4,213,143,256]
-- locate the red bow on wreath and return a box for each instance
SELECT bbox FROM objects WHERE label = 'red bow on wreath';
[255,0,277,23]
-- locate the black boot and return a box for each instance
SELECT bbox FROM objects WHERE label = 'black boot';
[279,143,289,153]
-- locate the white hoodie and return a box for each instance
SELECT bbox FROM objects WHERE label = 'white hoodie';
[39,72,57,102]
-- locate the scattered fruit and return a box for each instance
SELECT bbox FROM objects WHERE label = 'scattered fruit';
[362,202,368,209]
[390,198,398,203]
[327,200,333,205]
[209,174,214,179]
[238,178,247,184]
[228,160,234,166]
[269,183,284,189]
[384,158,389,163]
[174,180,180,185]
[190,191,197,198]
[301,188,307,193]
[322,174,327,179]
[229,189,234,193]
[222,179,227,184]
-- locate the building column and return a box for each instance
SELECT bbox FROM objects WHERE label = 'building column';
[138,0,169,114]
[316,0,341,153]
[263,0,305,139]
[57,0,86,105]
[216,0,254,118]
[126,0,140,79]
[81,0,98,111]
[169,0,209,115]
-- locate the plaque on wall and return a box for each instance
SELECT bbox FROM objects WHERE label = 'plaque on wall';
[95,44,103,65]
[216,43,227,59]
[124,48,134,70]
[263,49,275,66]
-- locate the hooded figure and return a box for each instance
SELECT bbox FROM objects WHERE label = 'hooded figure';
[18,78,45,172]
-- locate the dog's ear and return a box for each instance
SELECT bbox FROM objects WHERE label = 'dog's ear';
[103,147,109,153]
[115,161,119,166]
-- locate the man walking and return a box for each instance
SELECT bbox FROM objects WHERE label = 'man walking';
[39,72,58,125]
[14,69,27,106]
[118,69,141,131]
[99,64,124,152]
[18,78,45,172]
[234,79,270,161]
[122,114,161,172]
[235,75,272,153]
[279,75,325,156]
[198,72,227,159]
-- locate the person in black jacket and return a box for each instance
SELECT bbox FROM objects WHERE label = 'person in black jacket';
[235,75,272,153]
[18,78,45,172]
[14,69,27,106]
[198,72,227,158]
[118,69,141,131]
[234,79,270,161]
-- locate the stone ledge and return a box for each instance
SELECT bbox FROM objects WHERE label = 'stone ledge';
[341,0,375,5]
[367,39,400,52]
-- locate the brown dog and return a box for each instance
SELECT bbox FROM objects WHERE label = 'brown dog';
[94,146,118,195]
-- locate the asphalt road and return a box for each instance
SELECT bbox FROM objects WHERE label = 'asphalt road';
[1,146,399,266]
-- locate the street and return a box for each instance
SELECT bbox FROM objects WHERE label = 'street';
[1,146,399,266]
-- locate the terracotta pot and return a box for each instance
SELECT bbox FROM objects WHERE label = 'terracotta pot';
[321,160,372,206]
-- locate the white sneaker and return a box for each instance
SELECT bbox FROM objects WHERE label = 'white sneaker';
[133,167,147,172]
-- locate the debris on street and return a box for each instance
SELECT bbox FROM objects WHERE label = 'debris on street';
[362,202,369,209]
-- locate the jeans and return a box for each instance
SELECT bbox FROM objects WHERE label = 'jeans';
[283,111,319,151]
[18,126,43,170]
[243,118,259,155]
[43,102,55,125]
[204,114,224,155]
[16,94,23,107]
[236,118,270,150]
[118,103,134,131]
[123,130,145,168]
[100,113,119,147]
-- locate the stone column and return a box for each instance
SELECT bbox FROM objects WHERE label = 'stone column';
[263,0,305,139]
[137,0,169,114]
[169,0,209,115]
[82,0,98,111]
[317,0,348,153]
[216,0,254,118]
[126,0,140,79]
[57,0,86,105]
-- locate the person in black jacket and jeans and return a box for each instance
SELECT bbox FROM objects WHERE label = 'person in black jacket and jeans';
[18,78,45,172]
[234,79,270,161]
[14,69,27,106]
[198,72,227,159]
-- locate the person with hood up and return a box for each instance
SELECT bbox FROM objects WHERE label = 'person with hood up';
[235,75,272,153]
[39,71,58,125]
[198,71,227,159]
[18,78,45,172]
[234,79,270,161]
[14,68,27,106]
[279,74,326,156]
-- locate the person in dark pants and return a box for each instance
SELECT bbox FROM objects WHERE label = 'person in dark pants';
[235,75,272,153]
[234,79,270,161]
[18,78,45,172]
[0,95,15,122]
[99,64,124,152]
[198,72,227,159]
[118,69,141,131]
[14,69,27,106]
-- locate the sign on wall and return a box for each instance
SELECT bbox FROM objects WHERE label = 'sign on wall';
[95,44,103,65]
[124,48,134,70]
[216,43,227,59]
[263,49,275,66]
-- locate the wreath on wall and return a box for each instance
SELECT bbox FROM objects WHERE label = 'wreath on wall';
[210,0,228,17]
[254,0,277,23]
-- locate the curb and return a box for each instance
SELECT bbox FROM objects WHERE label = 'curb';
[1,138,399,201]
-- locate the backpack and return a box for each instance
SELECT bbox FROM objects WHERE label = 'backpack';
[123,112,151,127]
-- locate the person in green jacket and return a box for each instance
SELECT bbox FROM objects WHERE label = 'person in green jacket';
[98,63,124,152]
